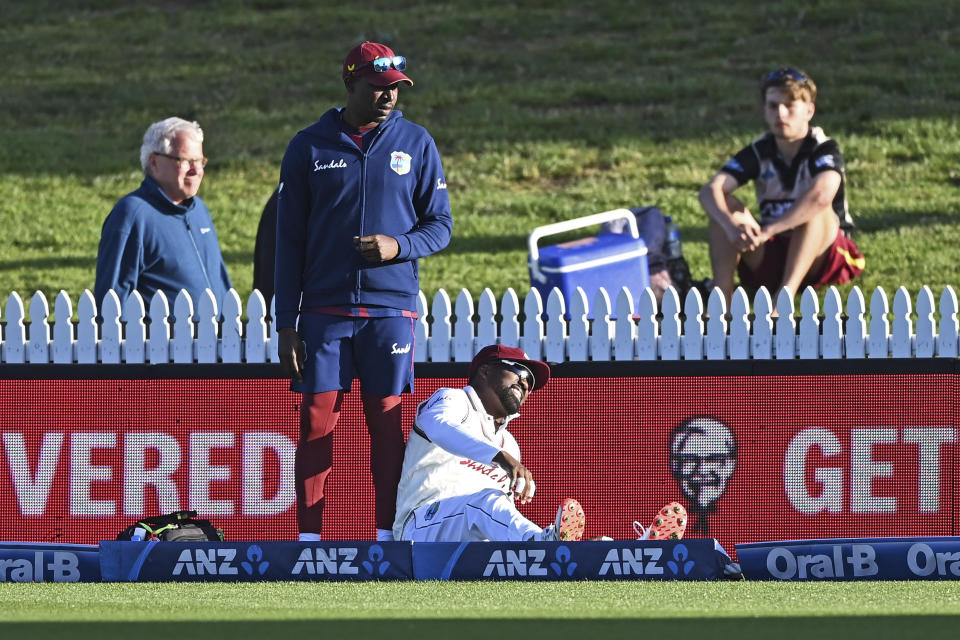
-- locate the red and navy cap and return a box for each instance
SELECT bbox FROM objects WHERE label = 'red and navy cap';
[468,344,551,392]
[342,41,413,87]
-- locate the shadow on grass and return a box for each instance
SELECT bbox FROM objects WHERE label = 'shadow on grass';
[0,256,96,272]
[603,208,960,247]
[4,616,960,640]
[0,249,257,273]
[853,210,960,233]
[442,235,528,256]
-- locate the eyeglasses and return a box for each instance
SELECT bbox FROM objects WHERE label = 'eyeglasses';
[155,152,208,169]
[671,453,733,474]
[357,55,406,73]
[500,359,535,389]
[764,68,807,85]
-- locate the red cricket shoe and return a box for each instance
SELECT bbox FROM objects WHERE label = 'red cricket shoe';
[633,502,687,540]
[545,498,586,541]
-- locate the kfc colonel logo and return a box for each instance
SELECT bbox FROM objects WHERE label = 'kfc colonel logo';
[669,417,737,535]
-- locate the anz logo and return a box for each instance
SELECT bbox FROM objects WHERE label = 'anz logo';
[482,546,579,578]
[292,547,359,576]
[240,545,270,576]
[598,546,666,576]
[483,549,548,577]
[667,544,695,576]
[172,546,271,577]
[361,545,392,576]
[173,548,239,576]
[292,545,392,577]
[550,545,577,577]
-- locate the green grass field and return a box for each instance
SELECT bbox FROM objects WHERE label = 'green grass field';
[2,581,960,639]
[2,0,959,314]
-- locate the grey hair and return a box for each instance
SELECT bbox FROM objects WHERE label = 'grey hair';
[139,117,204,173]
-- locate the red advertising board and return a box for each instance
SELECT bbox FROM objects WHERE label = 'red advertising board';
[1,369,957,554]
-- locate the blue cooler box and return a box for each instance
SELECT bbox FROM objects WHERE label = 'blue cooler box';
[528,209,650,314]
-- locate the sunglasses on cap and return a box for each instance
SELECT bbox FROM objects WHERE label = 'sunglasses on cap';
[500,359,535,388]
[764,67,807,84]
[357,55,407,73]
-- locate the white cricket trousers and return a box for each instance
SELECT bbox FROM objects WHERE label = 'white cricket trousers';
[399,489,544,542]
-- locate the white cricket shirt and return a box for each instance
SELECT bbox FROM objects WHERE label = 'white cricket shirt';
[392,385,522,539]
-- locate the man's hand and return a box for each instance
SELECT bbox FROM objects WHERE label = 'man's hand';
[278,327,305,383]
[724,209,765,253]
[493,450,536,504]
[700,175,765,253]
[353,234,400,262]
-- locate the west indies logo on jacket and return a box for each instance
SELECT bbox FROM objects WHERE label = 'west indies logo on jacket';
[390,151,411,175]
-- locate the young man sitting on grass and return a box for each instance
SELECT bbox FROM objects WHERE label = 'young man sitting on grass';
[699,67,865,307]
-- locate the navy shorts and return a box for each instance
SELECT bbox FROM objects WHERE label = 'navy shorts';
[292,314,416,395]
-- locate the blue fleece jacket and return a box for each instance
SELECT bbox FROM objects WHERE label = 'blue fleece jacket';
[274,108,452,329]
[94,176,233,317]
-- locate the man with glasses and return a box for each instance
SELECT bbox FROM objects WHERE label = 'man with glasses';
[275,42,452,542]
[699,68,864,306]
[393,344,588,542]
[669,416,737,536]
[95,117,232,319]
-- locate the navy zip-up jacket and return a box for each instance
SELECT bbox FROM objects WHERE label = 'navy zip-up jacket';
[94,175,233,317]
[274,108,452,329]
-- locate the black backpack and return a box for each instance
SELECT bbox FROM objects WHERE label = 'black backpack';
[116,510,224,542]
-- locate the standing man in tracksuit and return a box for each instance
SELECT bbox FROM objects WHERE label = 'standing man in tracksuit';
[275,41,452,542]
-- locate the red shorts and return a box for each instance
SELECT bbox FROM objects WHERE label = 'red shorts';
[738,229,865,291]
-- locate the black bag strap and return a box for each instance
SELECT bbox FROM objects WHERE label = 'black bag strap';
[118,510,223,541]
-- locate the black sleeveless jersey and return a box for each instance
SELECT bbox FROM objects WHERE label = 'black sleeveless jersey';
[720,126,854,232]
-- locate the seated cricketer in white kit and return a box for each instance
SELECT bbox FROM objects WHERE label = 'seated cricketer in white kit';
[392,344,589,542]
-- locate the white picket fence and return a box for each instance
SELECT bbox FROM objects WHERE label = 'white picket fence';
[0,284,958,364]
